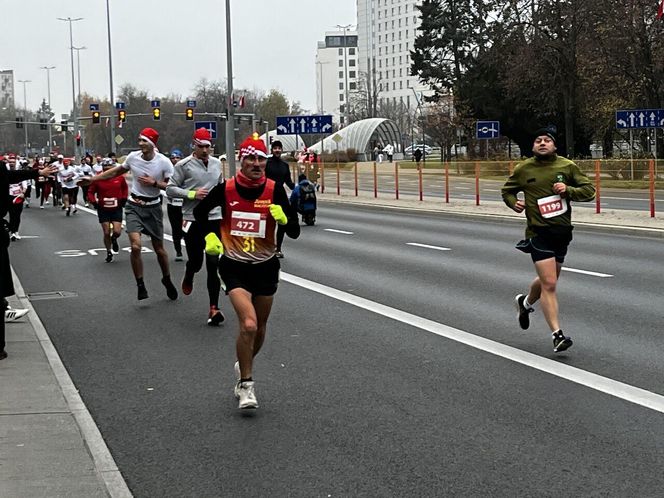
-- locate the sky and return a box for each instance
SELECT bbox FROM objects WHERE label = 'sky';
[1,0,356,118]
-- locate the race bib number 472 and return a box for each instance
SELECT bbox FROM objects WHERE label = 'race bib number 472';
[537,194,567,219]
[230,211,266,238]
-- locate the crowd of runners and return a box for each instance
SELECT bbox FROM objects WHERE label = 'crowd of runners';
[2,124,594,410]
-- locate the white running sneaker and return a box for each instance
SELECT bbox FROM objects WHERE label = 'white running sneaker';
[5,307,29,322]
[13,232,21,240]
[233,361,241,399]
[237,381,258,410]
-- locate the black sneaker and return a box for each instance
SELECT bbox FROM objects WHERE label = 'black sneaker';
[111,235,119,253]
[137,283,149,300]
[515,294,534,330]
[553,331,573,353]
[207,306,225,326]
[0,349,7,360]
[161,276,178,300]
[105,251,113,263]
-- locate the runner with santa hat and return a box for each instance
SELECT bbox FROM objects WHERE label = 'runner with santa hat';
[79,128,178,301]
[166,127,226,326]
[194,133,300,410]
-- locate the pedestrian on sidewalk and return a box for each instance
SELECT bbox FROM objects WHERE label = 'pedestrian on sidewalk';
[501,126,595,353]
[166,128,226,326]
[1,158,59,360]
[79,128,178,301]
[194,133,300,410]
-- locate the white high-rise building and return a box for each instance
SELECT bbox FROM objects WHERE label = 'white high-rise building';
[0,70,15,109]
[315,30,359,126]
[356,0,429,113]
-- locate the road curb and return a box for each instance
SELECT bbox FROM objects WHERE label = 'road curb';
[11,268,133,498]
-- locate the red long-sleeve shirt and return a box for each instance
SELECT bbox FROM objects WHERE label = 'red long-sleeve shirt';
[87,176,128,210]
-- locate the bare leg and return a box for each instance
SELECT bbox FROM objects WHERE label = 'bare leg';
[531,258,562,332]
[229,289,274,379]
[128,232,143,279]
[151,238,170,277]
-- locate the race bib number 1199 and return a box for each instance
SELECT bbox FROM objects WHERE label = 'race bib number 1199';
[537,194,567,219]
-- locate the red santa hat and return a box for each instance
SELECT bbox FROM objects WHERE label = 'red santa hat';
[238,132,268,159]
[139,127,159,148]
[192,127,212,146]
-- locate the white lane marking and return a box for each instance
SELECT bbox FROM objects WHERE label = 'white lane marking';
[324,228,354,235]
[281,272,664,414]
[562,267,613,278]
[406,242,451,251]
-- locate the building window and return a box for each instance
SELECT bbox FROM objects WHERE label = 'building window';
[339,71,343,78]
[407,95,410,107]
[340,105,345,113]
[350,82,357,90]
[339,60,343,67]
[339,94,344,102]
[349,48,356,55]
[349,59,356,67]
[400,81,403,89]
[349,71,356,78]
[338,48,343,56]
[339,82,344,90]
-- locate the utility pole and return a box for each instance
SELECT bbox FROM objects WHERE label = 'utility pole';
[73,46,86,153]
[105,0,116,153]
[57,16,83,162]
[225,0,236,175]
[40,66,55,150]
[17,80,31,156]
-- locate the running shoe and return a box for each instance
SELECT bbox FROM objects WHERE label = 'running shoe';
[111,235,119,253]
[233,361,241,399]
[161,276,178,300]
[10,233,16,242]
[237,381,258,410]
[40,205,44,209]
[553,331,573,353]
[72,207,78,214]
[181,272,194,296]
[207,306,225,326]
[137,283,149,301]
[275,250,284,259]
[84,202,89,208]
[515,294,534,330]
[66,207,70,216]
[5,307,29,322]
[105,251,113,263]
[0,350,7,361]
[175,252,184,262]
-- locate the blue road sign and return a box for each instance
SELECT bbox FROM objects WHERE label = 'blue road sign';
[476,120,500,139]
[150,100,160,108]
[89,103,99,111]
[616,109,664,129]
[276,115,333,135]
[187,100,197,108]
[194,121,217,139]
[115,102,125,110]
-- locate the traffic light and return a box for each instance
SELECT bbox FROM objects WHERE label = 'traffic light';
[118,110,126,122]
[185,108,194,121]
[92,111,101,124]
[152,108,161,121]
[61,120,68,132]
[15,117,23,129]
[40,118,47,130]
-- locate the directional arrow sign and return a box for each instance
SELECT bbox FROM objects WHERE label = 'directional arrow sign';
[616,109,664,129]
[276,115,333,135]
[475,120,500,139]
[194,121,217,139]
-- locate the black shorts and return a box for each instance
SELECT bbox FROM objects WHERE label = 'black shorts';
[97,208,123,224]
[516,226,573,264]
[219,255,280,297]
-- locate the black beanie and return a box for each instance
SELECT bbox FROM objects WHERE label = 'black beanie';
[534,126,557,144]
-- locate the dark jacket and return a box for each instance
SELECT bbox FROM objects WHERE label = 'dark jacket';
[1,161,39,219]
[265,156,295,190]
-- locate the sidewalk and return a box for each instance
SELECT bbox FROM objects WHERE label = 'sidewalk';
[317,189,664,233]
[0,271,131,498]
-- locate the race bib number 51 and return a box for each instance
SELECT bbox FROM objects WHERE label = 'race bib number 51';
[537,194,567,219]
[230,211,266,238]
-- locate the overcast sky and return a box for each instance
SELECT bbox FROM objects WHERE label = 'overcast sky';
[1,0,356,117]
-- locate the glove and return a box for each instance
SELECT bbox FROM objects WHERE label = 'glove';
[187,190,197,200]
[269,204,288,225]
[205,232,224,256]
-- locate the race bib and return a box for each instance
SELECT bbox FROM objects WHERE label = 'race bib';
[537,194,567,219]
[9,185,22,196]
[230,211,266,238]
[171,198,183,207]
[103,197,118,208]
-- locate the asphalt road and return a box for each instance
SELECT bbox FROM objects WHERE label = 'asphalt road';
[10,202,664,497]
[322,169,661,212]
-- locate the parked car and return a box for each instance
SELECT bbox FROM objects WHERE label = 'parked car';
[404,144,433,157]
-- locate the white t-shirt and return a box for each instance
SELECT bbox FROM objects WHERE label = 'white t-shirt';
[121,150,173,198]
[93,163,103,174]
[78,164,93,177]
[58,165,80,189]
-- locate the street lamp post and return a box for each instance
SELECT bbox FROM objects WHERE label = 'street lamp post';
[315,60,329,114]
[40,66,55,150]
[225,0,236,176]
[17,79,31,156]
[72,46,86,153]
[57,16,83,162]
[105,0,116,153]
[336,24,352,126]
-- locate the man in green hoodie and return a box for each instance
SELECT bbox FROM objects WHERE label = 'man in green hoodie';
[502,127,595,353]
